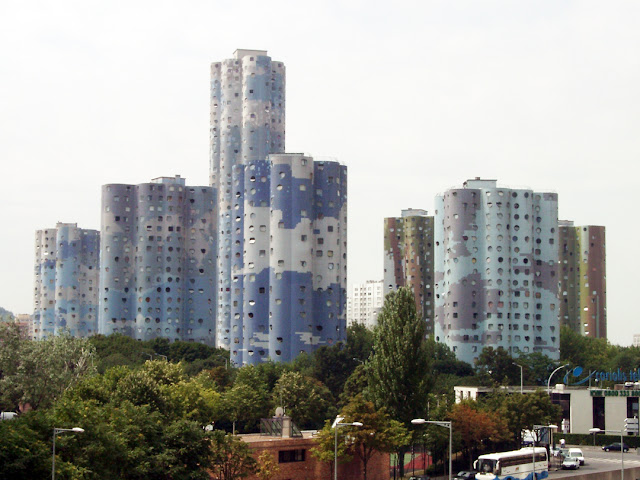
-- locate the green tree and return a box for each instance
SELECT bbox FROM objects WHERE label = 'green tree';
[272,371,335,429]
[221,382,270,433]
[312,343,358,399]
[483,390,561,447]
[432,339,474,377]
[560,325,613,372]
[0,327,96,411]
[474,346,520,386]
[0,411,51,479]
[234,362,284,394]
[209,430,257,480]
[515,352,555,386]
[255,450,280,480]
[89,333,151,372]
[310,419,354,477]
[339,364,369,407]
[341,395,409,480]
[345,323,374,362]
[51,362,219,479]
[366,287,433,477]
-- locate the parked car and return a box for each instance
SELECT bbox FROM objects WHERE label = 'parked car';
[567,448,585,465]
[408,476,430,480]
[562,456,580,470]
[603,442,629,452]
[553,447,569,458]
[454,471,477,480]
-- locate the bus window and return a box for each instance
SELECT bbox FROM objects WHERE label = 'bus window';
[478,459,495,474]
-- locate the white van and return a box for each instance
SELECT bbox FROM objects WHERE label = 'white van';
[568,448,585,466]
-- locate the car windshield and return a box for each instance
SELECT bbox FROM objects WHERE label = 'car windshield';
[570,452,580,457]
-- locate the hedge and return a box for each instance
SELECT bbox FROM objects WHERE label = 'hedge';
[555,432,640,448]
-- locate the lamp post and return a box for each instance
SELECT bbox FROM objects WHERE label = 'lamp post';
[412,419,452,480]
[214,355,228,370]
[590,427,624,480]
[52,427,84,480]
[513,362,523,393]
[333,416,363,480]
[547,364,570,394]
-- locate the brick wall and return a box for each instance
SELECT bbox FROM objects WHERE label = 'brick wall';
[238,435,390,480]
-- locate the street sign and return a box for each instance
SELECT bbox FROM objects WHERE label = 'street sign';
[624,417,639,434]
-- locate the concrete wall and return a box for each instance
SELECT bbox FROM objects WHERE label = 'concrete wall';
[553,466,640,480]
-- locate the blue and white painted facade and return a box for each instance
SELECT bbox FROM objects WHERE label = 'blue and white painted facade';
[33,223,100,339]
[226,154,347,365]
[210,49,286,352]
[210,50,347,364]
[434,178,560,364]
[98,176,217,344]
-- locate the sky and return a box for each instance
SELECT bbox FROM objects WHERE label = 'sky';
[1,0,638,345]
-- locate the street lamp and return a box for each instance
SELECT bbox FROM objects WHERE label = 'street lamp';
[513,362,523,393]
[333,416,363,480]
[214,355,228,370]
[589,427,625,480]
[412,419,452,480]
[52,427,84,480]
[547,364,570,394]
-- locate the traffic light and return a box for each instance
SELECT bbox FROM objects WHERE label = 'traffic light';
[624,417,639,434]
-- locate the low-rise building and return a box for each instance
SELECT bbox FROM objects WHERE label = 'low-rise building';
[236,416,389,480]
[455,381,640,436]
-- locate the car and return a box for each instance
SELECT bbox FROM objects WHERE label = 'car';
[408,476,430,480]
[603,442,630,452]
[553,447,569,458]
[562,456,580,470]
[454,471,477,480]
[568,448,585,465]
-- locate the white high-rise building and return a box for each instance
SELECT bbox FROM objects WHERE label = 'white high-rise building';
[347,280,384,329]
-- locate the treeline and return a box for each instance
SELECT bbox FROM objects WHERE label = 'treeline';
[1,290,637,479]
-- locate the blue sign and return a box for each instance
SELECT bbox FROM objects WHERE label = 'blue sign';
[564,367,640,386]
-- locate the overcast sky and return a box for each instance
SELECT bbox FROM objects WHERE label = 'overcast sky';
[1,1,638,346]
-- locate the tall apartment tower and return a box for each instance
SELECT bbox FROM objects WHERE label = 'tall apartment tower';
[434,179,560,364]
[383,209,434,334]
[209,50,347,364]
[33,223,99,339]
[347,280,384,330]
[210,49,285,354]
[558,221,606,338]
[98,176,217,344]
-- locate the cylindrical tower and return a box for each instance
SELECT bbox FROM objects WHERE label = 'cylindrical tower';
[34,223,99,340]
[99,184,136,337]
[241,159,271,364]
[99,177,216,345]
[33,229,57,339]
[210,50,285,351]
[54,224,99,337]
[312,161,348,348]
[184,186,217,344]
[435,179,559,364]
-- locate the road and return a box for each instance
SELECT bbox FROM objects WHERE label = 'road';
[550,445,640,478]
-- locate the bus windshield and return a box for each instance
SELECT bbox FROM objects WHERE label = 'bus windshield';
[477,459,495,474]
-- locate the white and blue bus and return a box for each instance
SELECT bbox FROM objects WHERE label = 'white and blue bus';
[474,447,548,480]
